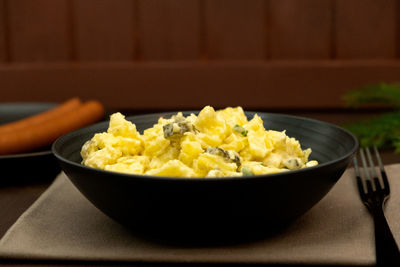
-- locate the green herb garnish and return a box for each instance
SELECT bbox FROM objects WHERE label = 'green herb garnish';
[234,124,248,137]
[241,166,254,176]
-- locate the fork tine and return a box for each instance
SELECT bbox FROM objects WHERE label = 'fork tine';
[366,147,381,191]
[365,147,378,178]
[353,156,361,178]
[360,148,374,193]
[373,146,390,195]
[359,148,370,179]
[353,157,367,200]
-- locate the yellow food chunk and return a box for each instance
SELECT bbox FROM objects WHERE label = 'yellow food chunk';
[105,156,149,174]
[241,161,286,175]
[142,125,170,157]
[146,160,196,177]
[107,112,142,140]
[82,145,122,169]
[179,135,204,166]
[194,106,229,147]
[194,153,239,177]
[220,133,247,152]
[247,131,270,159]
[217,106,248,127]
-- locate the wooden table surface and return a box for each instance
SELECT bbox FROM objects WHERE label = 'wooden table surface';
[0,110,399,267]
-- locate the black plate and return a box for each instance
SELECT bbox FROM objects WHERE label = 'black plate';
[53,111,358,242]
[0,103,61,184]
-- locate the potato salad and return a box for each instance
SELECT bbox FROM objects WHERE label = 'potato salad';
[81,106,318,177]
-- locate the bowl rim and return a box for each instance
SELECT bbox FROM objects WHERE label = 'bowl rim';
[52,110,359,182]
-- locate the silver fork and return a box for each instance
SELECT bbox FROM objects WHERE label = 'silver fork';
[353,146,400,266]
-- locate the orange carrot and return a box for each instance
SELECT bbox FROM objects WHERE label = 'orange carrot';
[0,100,104,155]
[0,98,82,134]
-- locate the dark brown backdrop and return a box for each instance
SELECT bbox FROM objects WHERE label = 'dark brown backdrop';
[0,0,399,109]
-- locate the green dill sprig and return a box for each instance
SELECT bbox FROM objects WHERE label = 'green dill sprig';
[393,136,400,153]
[344,111,400,149]
[343,83,400,108]
[343,83,400,152]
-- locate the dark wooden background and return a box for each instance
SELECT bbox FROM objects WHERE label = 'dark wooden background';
[0,0,399,110]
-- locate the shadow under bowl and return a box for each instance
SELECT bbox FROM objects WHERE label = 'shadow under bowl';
[53,111,358,242]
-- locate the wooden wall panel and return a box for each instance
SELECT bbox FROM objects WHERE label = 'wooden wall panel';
[269,0,333,59]
[0,0,7,62]
[2,61,400,109]
[205,0,266,60]
[336,0,397,59]
[138,0,200,60]
[7,0,70,62]
[73,0,135,61]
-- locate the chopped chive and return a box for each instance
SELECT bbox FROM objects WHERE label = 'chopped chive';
[234,125,248,137]
[241,166,254,176]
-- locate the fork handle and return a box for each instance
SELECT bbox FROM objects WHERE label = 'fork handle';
[372,207,400,266]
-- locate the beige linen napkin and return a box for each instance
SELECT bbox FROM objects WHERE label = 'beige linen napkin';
[1,165,400,265]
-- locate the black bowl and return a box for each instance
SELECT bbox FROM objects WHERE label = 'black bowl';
[53,111,358,241]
